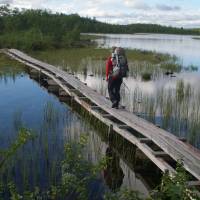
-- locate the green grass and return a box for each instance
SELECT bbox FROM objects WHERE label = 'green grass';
[0,53,25,67]
[141,72,151,81]
[0,53,27,79]
[192,37,200,40]
[126,49,173,64]
[80,34,104,40]
[30,47,180,77]
[30,48,176,66]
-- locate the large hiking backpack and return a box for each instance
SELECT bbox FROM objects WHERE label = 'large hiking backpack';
[111,47,128,78]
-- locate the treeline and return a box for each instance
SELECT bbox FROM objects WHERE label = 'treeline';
[80,18,200,35]
[0,5,199,50]
[0,5,81,50]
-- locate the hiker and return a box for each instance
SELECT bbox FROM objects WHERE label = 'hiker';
[106,47,128,108]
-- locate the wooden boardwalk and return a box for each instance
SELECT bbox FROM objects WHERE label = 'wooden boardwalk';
[3,49,200,184]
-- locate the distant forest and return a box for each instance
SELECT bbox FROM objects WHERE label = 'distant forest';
[0,5,199,50]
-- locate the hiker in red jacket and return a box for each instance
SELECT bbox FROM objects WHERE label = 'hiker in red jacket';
[106,47,128,109]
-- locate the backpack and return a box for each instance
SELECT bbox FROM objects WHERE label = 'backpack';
[111,47,128,78]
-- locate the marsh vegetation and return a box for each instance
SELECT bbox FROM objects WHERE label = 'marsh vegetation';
[1,130,199,200]
[30,46,200,149]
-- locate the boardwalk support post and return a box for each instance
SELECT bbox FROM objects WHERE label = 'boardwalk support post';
[108,124,113,141]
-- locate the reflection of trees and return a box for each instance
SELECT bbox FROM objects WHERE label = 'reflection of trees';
[104,146,124,192]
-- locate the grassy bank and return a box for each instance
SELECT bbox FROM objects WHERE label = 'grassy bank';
[0,53,26,80]
[30,47,180,76]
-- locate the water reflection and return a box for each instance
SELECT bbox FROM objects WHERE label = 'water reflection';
[92,33,200,67]
[0,63,152,197]
[103,146,124,192]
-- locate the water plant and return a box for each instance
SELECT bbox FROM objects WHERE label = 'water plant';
[2,136,200,200]
[0,134,107,199]
[0,128,34,170]
[123,79,200,148]
[150,162,200,200]
[104,188,143,200]
[141,72,152,81]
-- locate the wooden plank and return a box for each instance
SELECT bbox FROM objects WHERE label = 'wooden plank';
[6,49,200,181]
[47,79,57,86]
[69,88,78,91]
[187,181,200,187]
[78,96,88,99]
[139,138,152,143]
[118,125,130,129]
[30,69,39,74]
[90,105,100,109]
[179,137,187,142]
[102,114,112,118]
[156,158,175,174]
[59,89,68,97]
[153,151,169,158]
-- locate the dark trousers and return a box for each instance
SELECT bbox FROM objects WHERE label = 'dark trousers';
[108,77,122,104]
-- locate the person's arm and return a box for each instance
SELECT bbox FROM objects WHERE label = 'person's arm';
[106,57,112,81]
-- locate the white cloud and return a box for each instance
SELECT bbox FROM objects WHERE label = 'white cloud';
[0,0,13,5]
[156,4,181,11]
[0,0,199,28]
[124,0,151,10]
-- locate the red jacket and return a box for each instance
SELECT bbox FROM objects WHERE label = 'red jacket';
[106,56,128,81]
[106,56,113,81]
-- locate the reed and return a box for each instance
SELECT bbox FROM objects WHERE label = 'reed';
[128,80,200,148]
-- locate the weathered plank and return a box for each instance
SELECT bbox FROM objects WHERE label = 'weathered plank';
[5,49,200,181]
[118,125,130,129]
[139,138,152,143]
[187,181,200,187]
[153,151,169,158]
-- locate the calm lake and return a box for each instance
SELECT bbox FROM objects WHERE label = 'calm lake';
[0,56,155,198]
[1,33,200,197]
[93,33,200,68]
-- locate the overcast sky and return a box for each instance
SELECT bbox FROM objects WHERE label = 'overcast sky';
[0,0,200,28]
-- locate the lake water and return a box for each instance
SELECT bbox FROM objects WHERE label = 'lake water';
[1,34,200,197]
[0,56,154,198]
[93,33,200,68]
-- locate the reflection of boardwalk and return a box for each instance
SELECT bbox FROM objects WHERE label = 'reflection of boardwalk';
[103,147,124,191]
[4,49,200,185]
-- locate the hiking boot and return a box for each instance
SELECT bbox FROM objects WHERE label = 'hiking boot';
[112,101,118,109]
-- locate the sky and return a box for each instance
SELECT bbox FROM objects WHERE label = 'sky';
[0,0,200,28]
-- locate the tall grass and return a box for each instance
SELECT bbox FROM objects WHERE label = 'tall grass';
[127,80,200,147]
[30,48,200,146]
